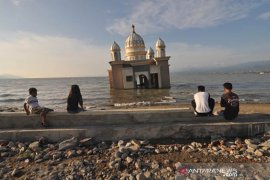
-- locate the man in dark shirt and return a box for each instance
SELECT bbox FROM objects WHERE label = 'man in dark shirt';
[220,82,239,120]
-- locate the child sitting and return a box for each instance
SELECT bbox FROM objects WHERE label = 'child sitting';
[24,87,53,127]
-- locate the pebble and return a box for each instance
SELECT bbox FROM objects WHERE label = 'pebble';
[136,173,146,180]
[118,140,125,147]
[58,137,78,151]
[126,156,133,164]
[1,136,270,179]
[151,161,159,169]
[255,150,263,157]
[11,168,21,177]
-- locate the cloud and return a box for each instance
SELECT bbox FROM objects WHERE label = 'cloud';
[107,0,264,36]
[1,32,269,78]
[258,12,270,20]
[10,0,24,6]
[0,32,110,78]
[167,42,270,71]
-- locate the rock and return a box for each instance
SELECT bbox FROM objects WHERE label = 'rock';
[128,145,140,152]
[121,153,128,159]
[0,147,8,153]
[109,161,116,169]
[118,140,125,147]
[234,138,242,144]
[246,155,253,160]
[164,159,171,165]
[215,176,223,180]
[38,137,47,145]
[35,159,43,163]
[1,152,9,157]
[11,168,21,177]
[49,171,59,180]
[131,139,141,147]
[66,150,76,158]
[29,141,40,152]
[114,150,122,158]
[247,144,258,151]
[255,174,264,180]
[140,140,149,145]
[144,171,151,178]
[76,149,83,155]
[211,135,223,146]
[58,137,78,151]
[259,140,270,148]
[175,162,182,169]
[160,168,167,174]
[79,138,94,146]
[52,152,62,160]
[166,167,173,172]
[7,142,16,148]
[151,160,159,169]
[0,140,9,146]
[119,146,129,153]
[136,173,146,180]
[245,138,260,146]
[126,156,133,164]
[17,151,31,161]
[254,150,263,157]
[135,162,142,169]
[247,148,255,153]
[155,149,160,154]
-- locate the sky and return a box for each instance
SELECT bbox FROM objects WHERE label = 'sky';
[0,0,270,78]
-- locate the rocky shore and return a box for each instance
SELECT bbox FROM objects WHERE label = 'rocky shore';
[0,132,270,179]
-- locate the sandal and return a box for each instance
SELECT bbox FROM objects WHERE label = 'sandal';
[41,122,48,128]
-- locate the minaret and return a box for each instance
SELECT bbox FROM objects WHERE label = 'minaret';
[110,41,121,61]
[146,47,154,60]
[155,38,166,57]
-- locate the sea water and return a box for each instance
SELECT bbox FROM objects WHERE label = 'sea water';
[0,72,269,111]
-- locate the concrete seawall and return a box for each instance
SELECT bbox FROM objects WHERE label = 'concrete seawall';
[0,108,270,142]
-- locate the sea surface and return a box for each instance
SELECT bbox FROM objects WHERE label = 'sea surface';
[0,73,269,111]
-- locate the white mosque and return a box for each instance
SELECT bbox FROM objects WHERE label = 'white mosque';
[108,25,170,89]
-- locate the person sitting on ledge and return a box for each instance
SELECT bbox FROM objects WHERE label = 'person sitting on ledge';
[218,82,239,120]
[67,84,84,113]
[191,85,215,116]
[24,87,53,127]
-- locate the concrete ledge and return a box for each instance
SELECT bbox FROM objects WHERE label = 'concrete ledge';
[0,121,269,142]
[1,108,270,141]
[0,109,270,129]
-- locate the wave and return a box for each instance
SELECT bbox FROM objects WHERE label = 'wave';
[0,98,25,102]
[0,93,15,97]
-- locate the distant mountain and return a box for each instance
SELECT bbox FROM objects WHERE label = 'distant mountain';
[0,74,23,79]
[174,60,270,74]
[213,60,270,74]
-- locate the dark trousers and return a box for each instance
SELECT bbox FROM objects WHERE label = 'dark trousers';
[191,98,215,116]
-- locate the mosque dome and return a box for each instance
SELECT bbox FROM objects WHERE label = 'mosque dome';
[125,25,145,49]
[125,25,146,61]
[110,41,121,51]
[155,38,166,48]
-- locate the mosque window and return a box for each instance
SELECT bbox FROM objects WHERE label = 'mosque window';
[126,76,133,82]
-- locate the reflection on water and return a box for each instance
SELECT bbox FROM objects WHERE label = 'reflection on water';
[109,88,170,104]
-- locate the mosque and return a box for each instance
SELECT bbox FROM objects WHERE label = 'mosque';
[108,25,171,89]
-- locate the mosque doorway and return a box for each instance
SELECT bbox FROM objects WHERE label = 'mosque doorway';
[136,74,149,89]
[150,73,159,88]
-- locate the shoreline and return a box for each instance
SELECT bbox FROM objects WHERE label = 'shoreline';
[1,102,270,114]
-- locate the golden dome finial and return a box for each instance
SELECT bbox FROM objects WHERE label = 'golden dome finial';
[132,24,135,33]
